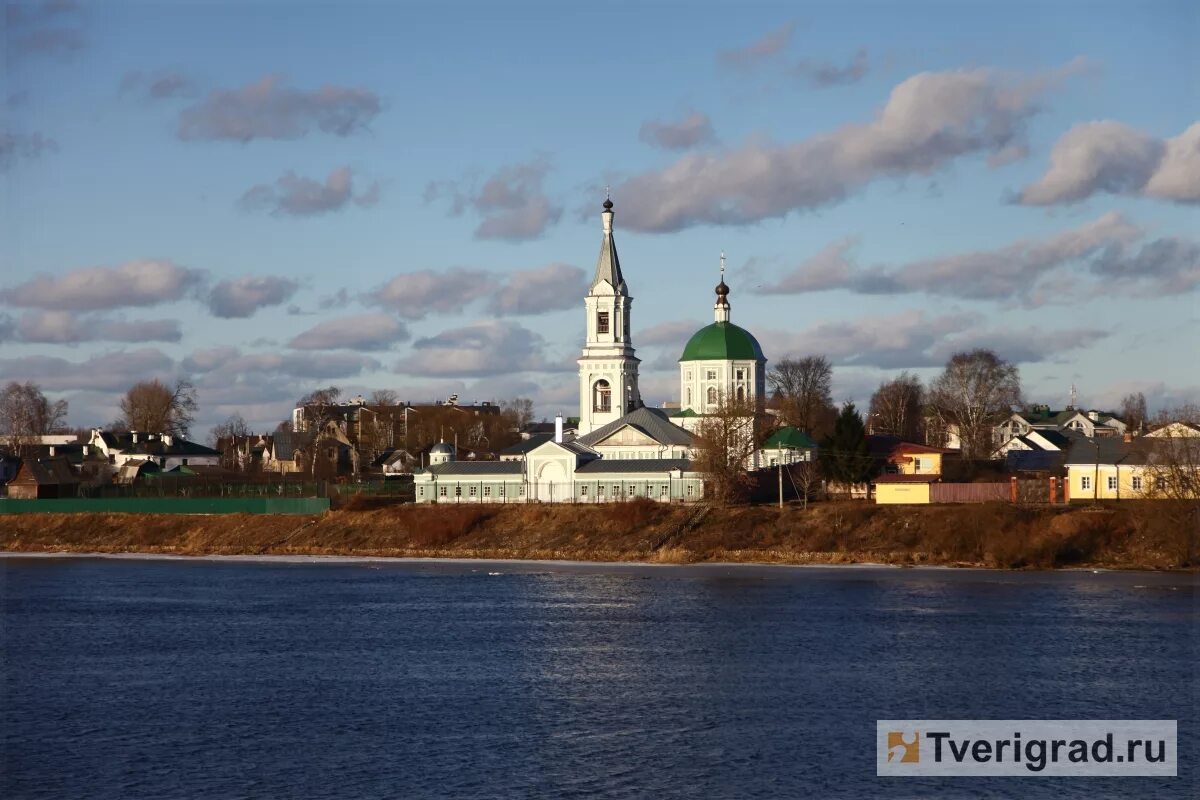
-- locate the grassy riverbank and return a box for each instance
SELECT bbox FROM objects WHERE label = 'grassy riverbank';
[2,500,1196,569]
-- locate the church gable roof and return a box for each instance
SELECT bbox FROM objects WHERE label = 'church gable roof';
[576,458,694,474]
[576,406,693,448]
[588,424,662,448]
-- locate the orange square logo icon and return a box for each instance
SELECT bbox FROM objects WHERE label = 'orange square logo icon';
[887,730,920,763]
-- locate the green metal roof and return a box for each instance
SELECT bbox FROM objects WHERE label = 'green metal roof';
[762,427,816,450]
[679,322,765,362]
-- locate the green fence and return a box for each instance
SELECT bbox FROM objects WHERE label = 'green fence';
[0,497,330,515]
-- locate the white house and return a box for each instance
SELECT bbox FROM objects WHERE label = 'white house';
[86,429,221,471]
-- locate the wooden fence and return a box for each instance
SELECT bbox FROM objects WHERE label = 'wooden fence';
[929,482,1011,503]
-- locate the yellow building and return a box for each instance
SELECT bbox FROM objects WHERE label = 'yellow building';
[874,474,938,504]
[1064,435,1198,501]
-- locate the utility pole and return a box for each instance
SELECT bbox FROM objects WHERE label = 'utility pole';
[778,461,783,509]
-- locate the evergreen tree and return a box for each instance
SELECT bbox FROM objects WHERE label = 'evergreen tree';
[819,402,873,486]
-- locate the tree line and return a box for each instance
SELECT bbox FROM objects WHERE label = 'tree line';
[1,378,197,456]
[694,348,1196,506]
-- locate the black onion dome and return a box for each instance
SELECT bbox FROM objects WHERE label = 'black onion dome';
[603,198,613,210]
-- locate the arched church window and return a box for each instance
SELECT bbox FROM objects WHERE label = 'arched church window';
[707,387,718,405]
[594,380,612,412]
[597,312,610,335]
[686,388,692,406]
[736,386,745,402]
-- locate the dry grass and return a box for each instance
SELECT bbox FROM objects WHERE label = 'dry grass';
[1,500,1195,569]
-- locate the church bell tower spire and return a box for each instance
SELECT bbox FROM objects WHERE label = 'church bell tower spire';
[577,195,641,435]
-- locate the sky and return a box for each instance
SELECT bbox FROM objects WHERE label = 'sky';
[2,0,1198,437]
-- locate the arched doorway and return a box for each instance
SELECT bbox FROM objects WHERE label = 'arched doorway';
[536,461,568,502]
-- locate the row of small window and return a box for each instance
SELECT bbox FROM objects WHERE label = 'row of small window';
[420,485,524,498]
[687,369,747,381]
[578,484,696,498]
[419,483,699,498]
[686,386,748,405]
[1079,475,1163,491]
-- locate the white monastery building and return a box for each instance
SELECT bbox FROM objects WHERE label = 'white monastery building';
[413,197,769,503]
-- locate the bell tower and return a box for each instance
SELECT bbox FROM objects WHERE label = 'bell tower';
[578,196,641,435]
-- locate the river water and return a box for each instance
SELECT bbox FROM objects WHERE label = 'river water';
[1,556,1196,798]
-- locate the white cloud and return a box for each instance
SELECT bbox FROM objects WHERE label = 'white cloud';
[756,212,1198,304]
[764,310,1106,369]
[717,22,797,69]
[364,267,498,320]
[425,156,561,241]
[0,348,176,392]
[395,320,552,377]
[182,347,380,380]
[288,313,409,351]
[8,311,181,343]
[207,276,299,318]
[487,264,587,316]
[796,49,869,88]
[638,111,716,151]
[2,259,203,311]
[1020,121,1200,205]
[177,75,381,142]
[610,63,1081,232]
[240,166,380,216]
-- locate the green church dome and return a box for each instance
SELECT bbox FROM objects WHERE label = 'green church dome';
[679,321,765,362]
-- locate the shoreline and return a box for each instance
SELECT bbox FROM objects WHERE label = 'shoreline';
[5,551,1196,586]
[1,501,1195,572]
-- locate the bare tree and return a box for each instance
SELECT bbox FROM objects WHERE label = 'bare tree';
[369,389,399,406]
[767,355,836,438]
[788,460,824,509]
[210,413,249,445]
[296,386,344,477]
[118,379,198,437]
[300,386,342,409]
[868,372,924,441]
[929,350,1022,459]
[693,390,767,506]
[209,414,250,469]
[0,381,69,456]
[1120,392,1148,434]
[1151,402,1200,428]
[1141,424,1200,565]
[502,397,535,430]
[295,386,342,433]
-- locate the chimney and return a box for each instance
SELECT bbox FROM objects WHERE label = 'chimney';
[555,414,564,443]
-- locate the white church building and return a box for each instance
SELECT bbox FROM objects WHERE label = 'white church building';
[412,197,768,503]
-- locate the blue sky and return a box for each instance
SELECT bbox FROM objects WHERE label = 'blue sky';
[2,0,1197,435]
